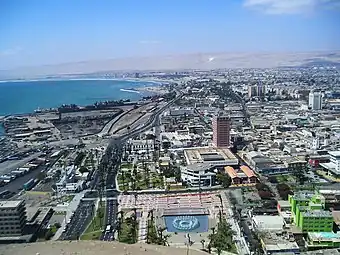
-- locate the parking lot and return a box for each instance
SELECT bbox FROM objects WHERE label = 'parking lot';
[60,200,95,240]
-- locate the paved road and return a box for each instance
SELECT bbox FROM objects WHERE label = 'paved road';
[74,93,183,242]
[59,199,95,240]
[101,198,118,241]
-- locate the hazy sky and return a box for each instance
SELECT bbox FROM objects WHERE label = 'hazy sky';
[0,0,339,69]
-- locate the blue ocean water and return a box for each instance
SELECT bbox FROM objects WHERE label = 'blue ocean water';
[0,124,4,136]
[0,79,156,116]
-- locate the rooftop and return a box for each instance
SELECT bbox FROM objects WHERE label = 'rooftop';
[184,147,238,165]
[302,210,332,218]
[291,192,315,201]
[0,200,24,209]
[225,166,237,178]
[240,165,256,178]
[308,232,340,242]
[261,231,299,252]
[329,151,340,157]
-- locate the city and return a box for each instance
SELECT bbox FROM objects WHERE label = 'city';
[0,66,340,255]
[1,0,339,254]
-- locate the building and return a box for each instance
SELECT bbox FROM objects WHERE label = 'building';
[309,91,322,110]
[257,84,266,98]
[129,139,154,153]
[181,147,238,187]
[288,192,333,232]
[248,84,266,98]
[320,151,340,176]
[248,85,257,98]
[277,200,292,223]
[212,115,231,147]
[181,163,216,187]
[240,165,257,183]
[184,147,238,168]
[306,232,340,249]
[259,231,300,255]
[0,200,27,237]
[251,215,299,255]
[252,215,285,232]
[224,166,257,185]
[243,151,288,175]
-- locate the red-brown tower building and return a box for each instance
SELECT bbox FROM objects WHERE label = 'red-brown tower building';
[212,114,231,147]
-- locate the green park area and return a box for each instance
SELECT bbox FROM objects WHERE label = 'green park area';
[118,163,164,191]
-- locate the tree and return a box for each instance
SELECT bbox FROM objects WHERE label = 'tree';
[216,173,231,188]
[291,163,308,185]
[79,166,88,173]
[200,239,206,250]
[216,194,223,213]
[54,222,61,228]
[44,230,54,240]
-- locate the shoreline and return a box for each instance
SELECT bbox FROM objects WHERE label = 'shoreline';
[0,78,168,116]
[0,77,164,86]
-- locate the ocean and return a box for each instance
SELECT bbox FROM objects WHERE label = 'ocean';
[0,79,157,116]
[0,124,4,136]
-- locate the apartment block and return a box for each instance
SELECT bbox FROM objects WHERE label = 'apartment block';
[288,192,333,232]
[0,200,27,237]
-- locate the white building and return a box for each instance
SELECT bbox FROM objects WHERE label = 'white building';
[181,163,216,187]
[311,137,320,150]
[308,91,322,110]
[252,215,285,232]
[129,139,154,153]
[320,151,340,176]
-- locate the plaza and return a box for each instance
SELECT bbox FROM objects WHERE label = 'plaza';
[117,191,224,248]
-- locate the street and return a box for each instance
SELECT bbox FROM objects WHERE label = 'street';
[59,200,95,240]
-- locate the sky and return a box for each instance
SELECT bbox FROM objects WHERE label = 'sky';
[0,0,339,69]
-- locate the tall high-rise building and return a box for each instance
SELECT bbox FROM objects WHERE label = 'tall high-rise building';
[257,84,266,98]
[212,114,231,147]
[248,85,257,98]
[0,200,27,237]
[248,84,266,98]
[308,91,322,110]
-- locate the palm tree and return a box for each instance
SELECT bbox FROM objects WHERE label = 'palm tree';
[200,239,205,250]
[116,211,124,238]
[131,208,138,243]
[216,194,223,213]
[98,206,104,229]
[148,209,155,223]
[157,227,169,246]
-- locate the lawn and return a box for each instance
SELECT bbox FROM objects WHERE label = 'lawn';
[80,230,103,240]
[80,202,105,240]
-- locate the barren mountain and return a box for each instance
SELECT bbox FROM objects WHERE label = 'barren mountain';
[1,51,340,79]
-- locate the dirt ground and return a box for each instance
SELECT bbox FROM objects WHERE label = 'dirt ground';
[0,241,208,255]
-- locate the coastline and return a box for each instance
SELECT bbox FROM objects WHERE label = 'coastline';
[0,78,168,116]
[0,77,164,86]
